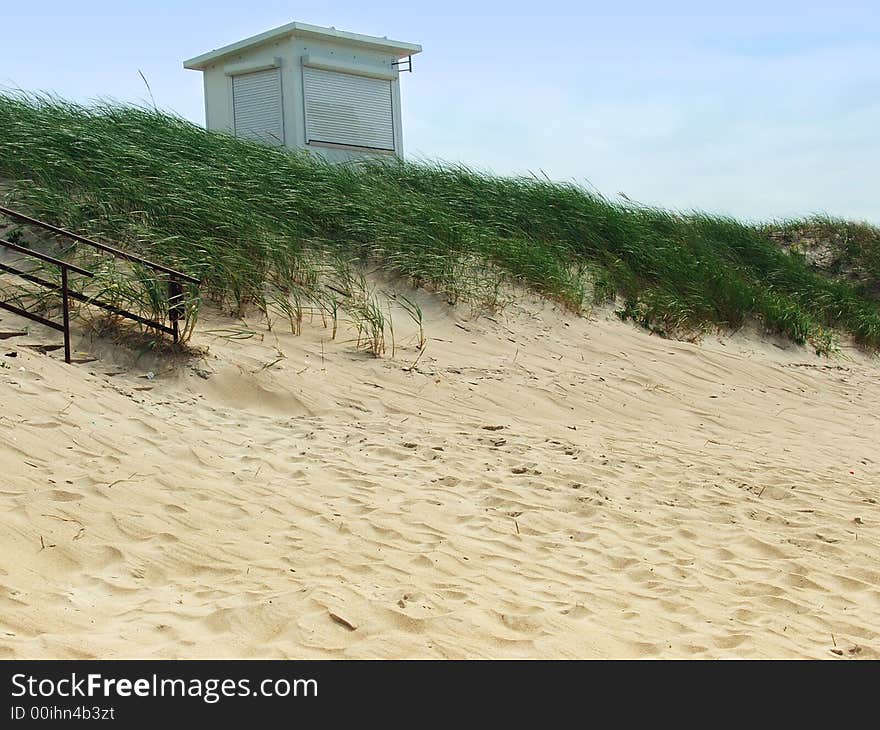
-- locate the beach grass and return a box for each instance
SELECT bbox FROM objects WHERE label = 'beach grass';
[0,92,878,353]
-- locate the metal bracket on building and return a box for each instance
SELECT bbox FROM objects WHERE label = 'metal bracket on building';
[392,55,413,73]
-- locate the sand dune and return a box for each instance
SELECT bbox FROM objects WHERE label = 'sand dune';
[0,288,878,659]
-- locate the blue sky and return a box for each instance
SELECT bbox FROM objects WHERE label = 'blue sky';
[2,1,878,222]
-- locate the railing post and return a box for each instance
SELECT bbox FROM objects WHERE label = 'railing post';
[168,276,183,344]
[61,265,71,364]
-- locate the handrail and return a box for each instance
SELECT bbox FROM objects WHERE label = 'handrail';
[0,238,94,363]
[0,204,200,284]
[0,260,175,337]
[0,237,94,277]
[0,205,201,343]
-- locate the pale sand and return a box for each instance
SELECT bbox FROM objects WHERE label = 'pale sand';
[0,287,878,659]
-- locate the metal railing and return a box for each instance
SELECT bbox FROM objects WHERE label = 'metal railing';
[0,205,201,361]
[0,237,93,363]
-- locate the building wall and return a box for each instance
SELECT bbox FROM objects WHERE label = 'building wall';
[290,37,404,161]
[201,37,293,139]
[200,35,405,161]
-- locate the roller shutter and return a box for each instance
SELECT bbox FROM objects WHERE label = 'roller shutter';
[232,68,284,146]
[303,67,394,151]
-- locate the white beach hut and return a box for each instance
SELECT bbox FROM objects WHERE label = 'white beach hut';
[183,21,422,161]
